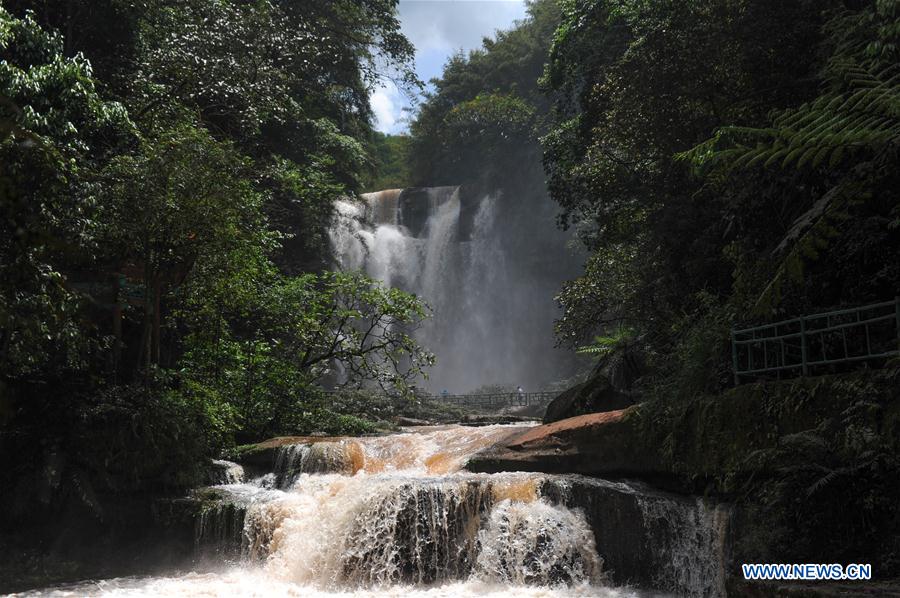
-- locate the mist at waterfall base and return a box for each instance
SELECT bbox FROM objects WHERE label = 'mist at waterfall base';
[329,186,583,393]
[18,426,728,597]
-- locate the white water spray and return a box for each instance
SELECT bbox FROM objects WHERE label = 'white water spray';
[329,187,581,392]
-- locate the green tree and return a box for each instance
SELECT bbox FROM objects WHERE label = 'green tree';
[0,7,133,381]
[98,123,272,370]
[127,0,417,270]
[540,0,835,375]
[180,269,433,438]
[408,0,561,192]
[363,131,411,191]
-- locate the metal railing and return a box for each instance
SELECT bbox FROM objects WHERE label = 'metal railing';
[435,391,557,409]
[731,297,900,384]
[322,389,558,409]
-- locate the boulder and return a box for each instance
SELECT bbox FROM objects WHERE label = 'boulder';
[544,343,644,423]
[226,436,346,471]
[543,376,633,423]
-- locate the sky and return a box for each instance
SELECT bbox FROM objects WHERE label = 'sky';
[371,0,529,134]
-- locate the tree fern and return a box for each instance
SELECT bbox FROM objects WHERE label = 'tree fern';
[576,326,633,356]
[753,185,863,313]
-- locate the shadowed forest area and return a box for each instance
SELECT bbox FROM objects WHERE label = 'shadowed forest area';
[1,0,899,595]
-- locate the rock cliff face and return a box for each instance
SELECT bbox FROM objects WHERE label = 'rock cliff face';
[468,370,900,585]
[467,408,671,482]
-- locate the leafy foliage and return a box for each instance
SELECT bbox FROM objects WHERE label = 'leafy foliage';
[362,131,411,191]
[538,0,898,402]
[0,2,427,555]
[179,269,433,438]
[683,1,900,313]
[554,245,639,347]
[575,327,633,356]
[99,123,271,290]
[731,371,900,573]
[0,6,133,380]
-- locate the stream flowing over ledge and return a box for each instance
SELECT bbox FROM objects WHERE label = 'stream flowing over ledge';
[16,424,729,597]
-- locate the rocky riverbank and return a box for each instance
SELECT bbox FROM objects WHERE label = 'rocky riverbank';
[467,368,900,591]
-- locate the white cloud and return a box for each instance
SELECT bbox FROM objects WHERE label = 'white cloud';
[371,81,402,134]
[370,1,528,134]
[399,1,528,54]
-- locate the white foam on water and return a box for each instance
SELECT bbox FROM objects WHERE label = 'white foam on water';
[18,425,724,597]
[15,570,642,597]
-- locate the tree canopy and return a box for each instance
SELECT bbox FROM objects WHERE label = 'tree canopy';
[0,1,427,515]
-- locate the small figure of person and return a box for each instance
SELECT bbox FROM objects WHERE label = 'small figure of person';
[516,385,525,404]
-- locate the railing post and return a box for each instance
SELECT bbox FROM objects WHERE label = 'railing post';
[730,329,740,386]
[800,316,809,377]
[895,296,900,353]
[748,330,755,371]
[780,336,786,370]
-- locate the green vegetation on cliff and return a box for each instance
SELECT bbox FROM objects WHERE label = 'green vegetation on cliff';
[362,131,411,191]
[541,0,899,397]
[652,370,900,578]
[408,0,560,196]
[410,0,898,399]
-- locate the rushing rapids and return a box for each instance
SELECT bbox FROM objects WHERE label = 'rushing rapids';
[329,187,582,393]
[16,425,729,597]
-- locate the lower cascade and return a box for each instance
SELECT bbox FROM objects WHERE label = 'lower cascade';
[22,425,729,597]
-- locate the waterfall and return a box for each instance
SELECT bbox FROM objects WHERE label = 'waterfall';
[196,426,614,591]
[245,473,601,588]
[329,187,582,393]
[24,425,730,597]
[209,459,246,485]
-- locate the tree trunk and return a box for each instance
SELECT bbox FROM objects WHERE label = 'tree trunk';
[151,276,161,365]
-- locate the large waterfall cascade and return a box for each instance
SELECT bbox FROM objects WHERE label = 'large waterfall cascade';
[329,187,583,393]
[21,425,729,597]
